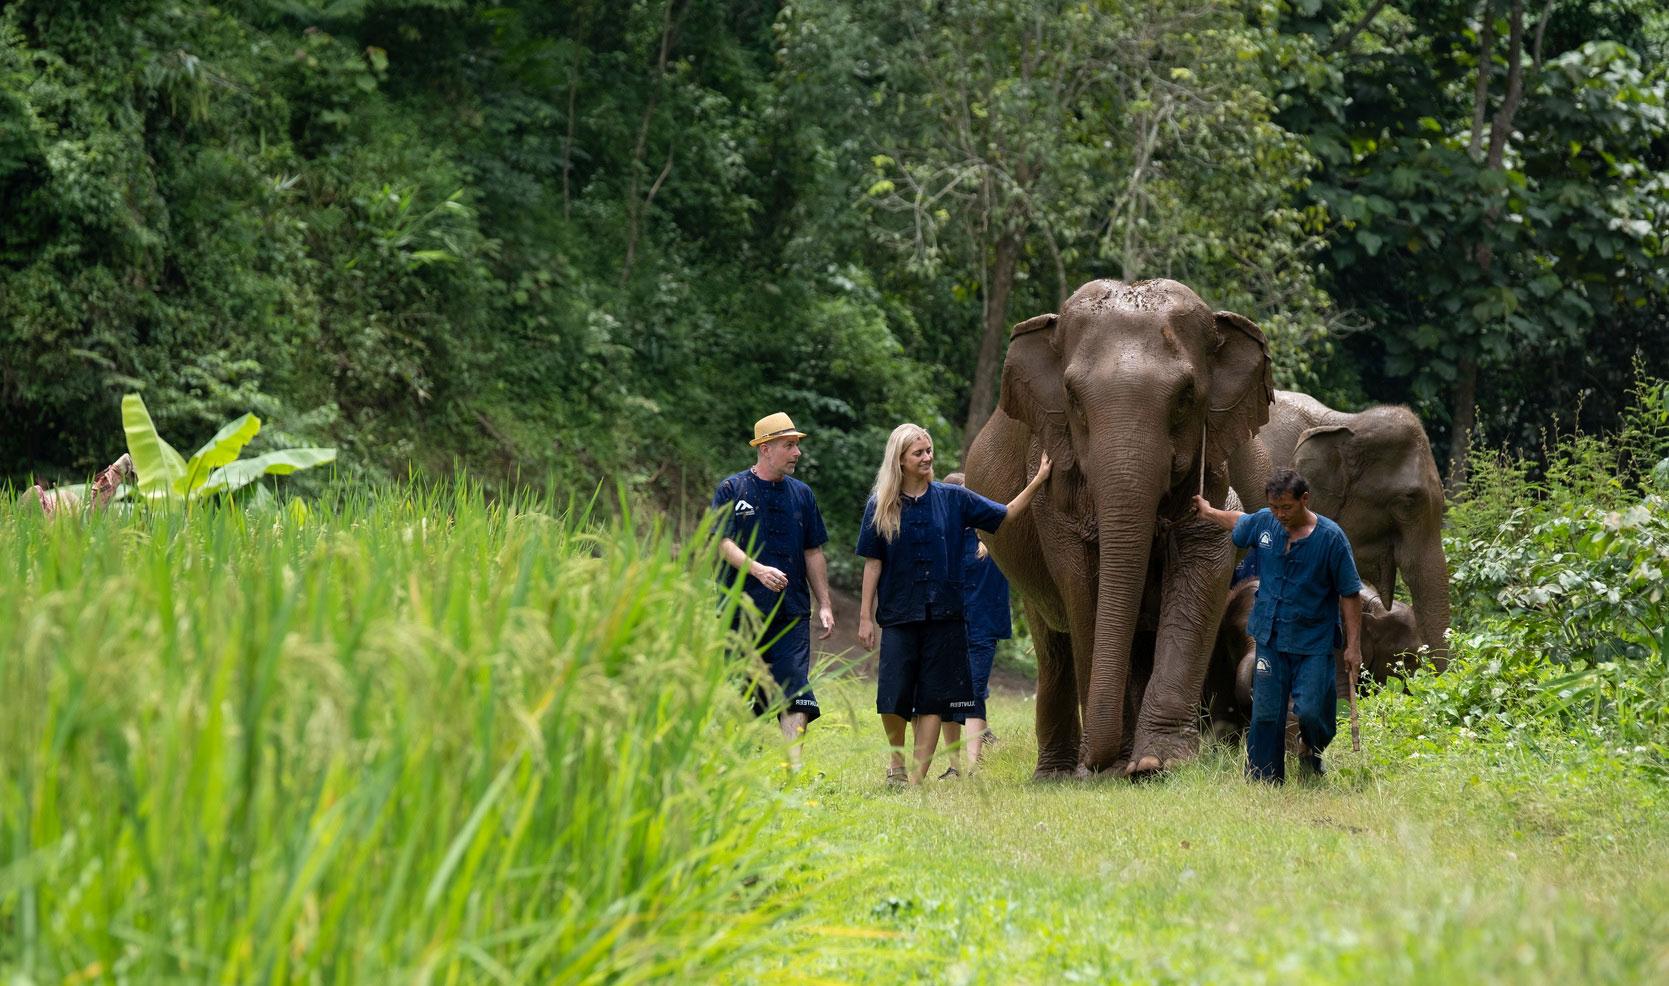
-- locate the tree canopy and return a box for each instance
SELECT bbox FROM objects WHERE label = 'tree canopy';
[3,0,1665,562]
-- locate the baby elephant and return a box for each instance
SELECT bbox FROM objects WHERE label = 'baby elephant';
[1203,578,1421,738]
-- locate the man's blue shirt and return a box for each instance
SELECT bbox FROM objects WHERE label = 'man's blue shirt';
[960,527,1012,639]
[855,482,1007,626]
[1232,509,1363,655]
[713,469,828,618]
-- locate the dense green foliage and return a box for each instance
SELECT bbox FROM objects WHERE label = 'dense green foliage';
[1414,371,1669,770]
[4,1,1667,566]
[0,485,816,982]
[1279,0,1669,474]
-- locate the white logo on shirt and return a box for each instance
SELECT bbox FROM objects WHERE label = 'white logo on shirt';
[734,499,756,518]
[1259,531,1272,547]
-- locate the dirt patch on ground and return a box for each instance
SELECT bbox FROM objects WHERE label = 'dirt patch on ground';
[814,586,1036,696]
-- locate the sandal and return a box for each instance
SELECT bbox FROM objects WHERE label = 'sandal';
[885,765,908,788]
[938,766,961,780]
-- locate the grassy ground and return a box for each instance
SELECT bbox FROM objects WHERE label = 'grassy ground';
[7,488,1666,984]
[753,676,1669,985]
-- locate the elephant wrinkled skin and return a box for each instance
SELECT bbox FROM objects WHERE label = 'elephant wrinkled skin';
[966,278,1272,778]
[1227,391,1451,668]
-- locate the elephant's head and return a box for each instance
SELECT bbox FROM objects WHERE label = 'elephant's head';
[1293,406,1450,666]
[998,278,1272,767]
[1360,584,1423,682]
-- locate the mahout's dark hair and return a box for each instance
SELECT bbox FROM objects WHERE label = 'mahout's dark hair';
[1265,468,1310,500]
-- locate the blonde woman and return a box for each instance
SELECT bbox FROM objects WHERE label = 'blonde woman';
[856,424,1050,785]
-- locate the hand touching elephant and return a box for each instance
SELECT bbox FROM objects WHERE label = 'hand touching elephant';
[1228,391,1450,668]
[966,278,1273,778]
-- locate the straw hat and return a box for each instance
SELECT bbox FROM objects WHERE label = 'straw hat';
[750,412,808,447]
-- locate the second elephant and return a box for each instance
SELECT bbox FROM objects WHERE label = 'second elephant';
[1229,391,1451,668]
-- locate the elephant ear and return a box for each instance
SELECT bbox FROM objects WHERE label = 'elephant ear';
[1204,311,1274,468]
[1293,423,1359,514]
[999,313,1076,474]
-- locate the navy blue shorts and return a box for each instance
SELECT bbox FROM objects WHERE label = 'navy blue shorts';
[742,611,820,722]
[876,619,974,719]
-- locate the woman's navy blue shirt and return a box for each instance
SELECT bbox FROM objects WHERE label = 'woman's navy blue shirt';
[855,482,1006,627]
[1231,509,1362,655]
[712,469,828,617]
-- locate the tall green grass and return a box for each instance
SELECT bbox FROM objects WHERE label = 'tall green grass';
[0,483,808,983]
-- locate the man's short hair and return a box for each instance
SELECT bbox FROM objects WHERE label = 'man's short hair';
[1265,468,1310,500]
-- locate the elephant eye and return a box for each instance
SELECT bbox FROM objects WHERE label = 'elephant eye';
[1173,382,1197,423]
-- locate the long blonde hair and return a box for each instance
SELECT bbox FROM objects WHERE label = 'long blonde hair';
[871,423,932,542]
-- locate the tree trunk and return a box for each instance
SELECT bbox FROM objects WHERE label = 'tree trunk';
[1446,354,1478,492]
[961,232,1020,457]
[1452,0,1525,492]
[619,0,683,285]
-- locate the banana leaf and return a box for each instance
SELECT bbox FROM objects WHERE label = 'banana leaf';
[180,412,262,494]
[121,394,187,499]
[196,448,337,497]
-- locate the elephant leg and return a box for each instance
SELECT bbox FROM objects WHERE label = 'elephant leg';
[1120,630,1157,773]
[1029,607,1080,779]
[1131,514,1234,774]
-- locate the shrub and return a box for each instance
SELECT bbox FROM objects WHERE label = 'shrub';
[1425,370,1669,772]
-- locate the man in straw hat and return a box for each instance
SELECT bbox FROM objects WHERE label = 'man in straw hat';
[713,412,835,769]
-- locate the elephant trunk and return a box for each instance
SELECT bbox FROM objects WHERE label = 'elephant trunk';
[1078,468,1164,771]
[1397,535,1452,672]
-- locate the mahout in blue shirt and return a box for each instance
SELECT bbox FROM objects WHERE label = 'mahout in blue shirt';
[1231,508,1363,656]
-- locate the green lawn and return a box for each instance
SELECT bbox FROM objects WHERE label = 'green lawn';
[752,678,1669,985]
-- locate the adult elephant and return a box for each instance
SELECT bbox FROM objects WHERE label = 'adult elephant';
[966,278,1273,778]
[1228,392,1450,668]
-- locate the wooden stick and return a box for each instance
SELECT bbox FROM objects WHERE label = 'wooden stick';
[1348,665,1362,752]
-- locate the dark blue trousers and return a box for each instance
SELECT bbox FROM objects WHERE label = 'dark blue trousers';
[1246,643,1337,783]
[951,631,998,724]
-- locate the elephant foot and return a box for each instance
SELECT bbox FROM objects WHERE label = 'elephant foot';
[1032,765,1077,782]
[1128,732,1200,777]
[1125,754,1165,780]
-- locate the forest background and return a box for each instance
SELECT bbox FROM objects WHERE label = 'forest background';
[4,0,1667,578]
